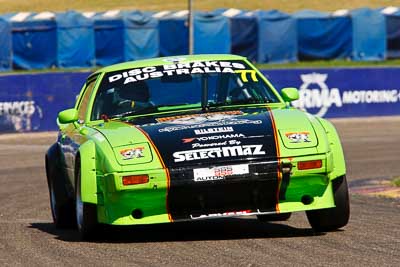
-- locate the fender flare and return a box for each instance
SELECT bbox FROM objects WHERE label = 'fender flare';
[46,143,73,197]
[317,118,346,180]
[45,143,60,179]
[77,140,98,204]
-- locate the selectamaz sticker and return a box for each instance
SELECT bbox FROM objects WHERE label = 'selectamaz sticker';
[173,145,266,162]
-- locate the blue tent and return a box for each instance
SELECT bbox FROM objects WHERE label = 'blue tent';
[93,11,124,66]
[6,12,57,69]
[55,11,95,68]
[381,8,400,58]
[350,8,386,61]
[257,10,297,63]
[194,12,231,54]
[0,17,12,71]
[294,10,352,60]
[214,9,258,61]
[123,11,159,61]
[158,11,189,56]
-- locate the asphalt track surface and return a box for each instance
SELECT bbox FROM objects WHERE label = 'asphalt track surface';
[0,116,399,266]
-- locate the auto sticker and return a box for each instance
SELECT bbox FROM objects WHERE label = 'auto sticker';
[193,164,249,182]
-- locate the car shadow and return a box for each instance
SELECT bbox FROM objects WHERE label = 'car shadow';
[30,217,324,243]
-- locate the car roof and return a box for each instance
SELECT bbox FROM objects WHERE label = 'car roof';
[94,54,247,75]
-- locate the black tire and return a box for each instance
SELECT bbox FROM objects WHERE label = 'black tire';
[306,175,350,232]
[75,164,98,240]
[257,213,292,222]
[45,149,75,229]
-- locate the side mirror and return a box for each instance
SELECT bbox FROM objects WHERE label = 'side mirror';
[281,87,299,102]
[58,108,78,124]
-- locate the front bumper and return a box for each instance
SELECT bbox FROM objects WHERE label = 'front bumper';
[96,155,336,225]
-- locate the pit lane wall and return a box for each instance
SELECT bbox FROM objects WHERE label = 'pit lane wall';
[0,72,87,132]
[1,68,400,133]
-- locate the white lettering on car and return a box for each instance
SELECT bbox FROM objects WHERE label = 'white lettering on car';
[108,61,251,84]
[194,127,234,135]
[182,133,246,143]
[172,145,266,162]
[158,119,262,133]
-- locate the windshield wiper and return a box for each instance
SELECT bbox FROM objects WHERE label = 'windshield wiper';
[229,99,269,105]
[156,103,200,111]
[109,106,158,119]
[205,99,269,110]
[109,103,202,120]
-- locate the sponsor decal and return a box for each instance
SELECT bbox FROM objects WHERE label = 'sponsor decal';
[294,72,400,117]
[158,119,262,133]
[193,164,249,182]
[183,133,245,143]
[285,131,311,143]
[156,111,263,133]
[191,140,241,149]
[156,111,242,123]
[194,127,234,135]
[107,61,247,85]
[190,210,252,220]
[173,144,266,162]
[234,69,258,82]
[120,146,145,160]
[182,133,263,143]
[159,113,238,125]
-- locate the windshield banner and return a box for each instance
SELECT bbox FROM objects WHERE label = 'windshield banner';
[262,68,400,118]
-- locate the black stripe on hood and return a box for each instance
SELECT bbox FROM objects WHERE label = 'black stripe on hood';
[128,109,284,220]
[132,110,278,168]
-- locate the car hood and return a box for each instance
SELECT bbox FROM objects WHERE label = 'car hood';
[96,107,318,168]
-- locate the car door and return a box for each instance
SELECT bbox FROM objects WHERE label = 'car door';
[60,74,100,186]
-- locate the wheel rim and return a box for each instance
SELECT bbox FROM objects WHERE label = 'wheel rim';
[76,176,84,231]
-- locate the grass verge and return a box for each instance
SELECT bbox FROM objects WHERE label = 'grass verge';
[392,177,400,187]
[1,0,400,14]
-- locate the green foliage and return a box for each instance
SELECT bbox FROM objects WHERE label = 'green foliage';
[392,177,400,187]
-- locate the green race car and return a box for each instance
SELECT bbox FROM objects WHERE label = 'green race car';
[45,54,349,240]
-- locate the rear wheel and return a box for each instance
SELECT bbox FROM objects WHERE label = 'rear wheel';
[257,213,291,222]
[46,156,75,228]
[306,175,350,232]
[75,165,98,240]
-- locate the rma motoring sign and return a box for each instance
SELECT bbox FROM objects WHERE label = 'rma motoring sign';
[262,68,400,118]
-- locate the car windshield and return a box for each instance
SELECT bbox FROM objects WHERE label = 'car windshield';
[91,60,280,120]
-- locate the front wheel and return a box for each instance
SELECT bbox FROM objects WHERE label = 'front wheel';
[75,165,98,240]
[306,175,350,232]
[46,156,75,228]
